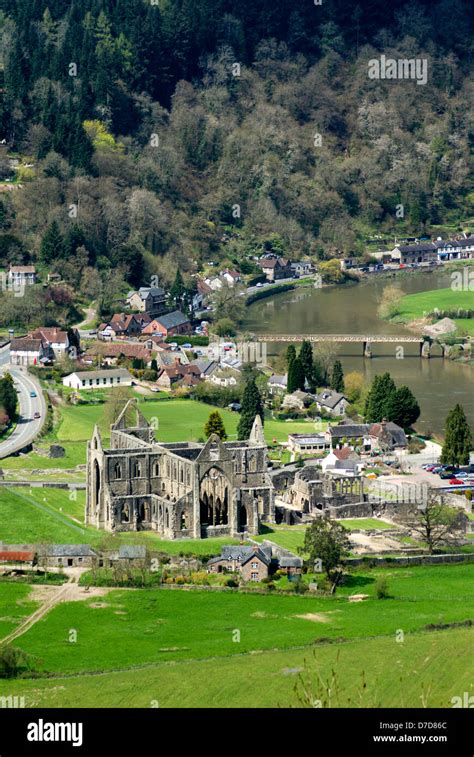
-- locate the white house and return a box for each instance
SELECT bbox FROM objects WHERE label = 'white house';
[9,337,47,366]
[63,369,133,390]
[8,265,37,287]
[30,328,70,359]
[315,390,348,417]
[321,448,362,476]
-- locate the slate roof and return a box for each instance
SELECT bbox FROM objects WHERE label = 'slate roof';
[10,337,43,352]
[66,368,133,381]
[369,422,407,447]
[214,545,272,565]
[45,544,96,557]
[269,374,287,386]
[396,243,436,253]
[316,390,347,409]
[279,556,303,568]
[329,424,370,438]
[154,310,190,330]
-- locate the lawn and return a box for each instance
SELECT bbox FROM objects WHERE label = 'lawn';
[6,627,473,708]
[397,287,474,325]
[338,518,395,531]
[10,563,474,676]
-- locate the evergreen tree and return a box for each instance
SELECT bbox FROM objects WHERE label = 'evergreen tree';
[311,358,326,389]
[385,385,420,429]
[330,359,345,393]
[204,410,228,440]
[39,221,64,264]
[364,373,396,423]
[286,344,296,370]
[287,357,305,393]
[237,376,264,440]
[299,340,313,389]
[169,269,185,307]
[441,404,472,466]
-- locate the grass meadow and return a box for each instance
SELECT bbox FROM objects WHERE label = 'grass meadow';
[2,562,473,707]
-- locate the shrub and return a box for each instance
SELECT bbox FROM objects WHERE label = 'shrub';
[374,576,390,599]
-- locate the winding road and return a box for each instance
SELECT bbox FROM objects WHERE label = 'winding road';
[0,344,46,459]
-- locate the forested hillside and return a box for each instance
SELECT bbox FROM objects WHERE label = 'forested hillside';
[0,0,472,308]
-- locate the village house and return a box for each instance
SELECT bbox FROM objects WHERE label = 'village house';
[155,361,202,390]
[435,235,474,261]
[326,423,372,452]
[369,420,408,451]
[258,255,292,282]
[30,327,71,359]
[208,364,240,387]
[391,242,438,266]
[126,286,167,316]
[207,545,272,581]
[268,374,288,396]
[106,544,148,566]
[9,337,48,366]
[315,389,348,417]
[321,448,362,476]
[7,264,37,287]
[98,314,143,340]
[63,368,133,390]
[290,261,314,277]
[144,310,191,338]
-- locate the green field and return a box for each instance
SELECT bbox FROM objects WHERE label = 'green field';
[397,287,474,325]
[0,583,39,639]
[6,627,473,708]
[9,563,474,677]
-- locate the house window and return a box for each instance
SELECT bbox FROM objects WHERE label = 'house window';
[103,378,106,384]
[96,378,100,385]
[89,379,92,386]
[82,380,86,386]
[251,562,258,569]
[251,572,258,581]
[117,377,121,384]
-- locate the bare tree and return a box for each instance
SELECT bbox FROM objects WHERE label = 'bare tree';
[408,492,465,554]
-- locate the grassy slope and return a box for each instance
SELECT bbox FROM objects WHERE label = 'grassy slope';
[0,488,239,554]
[7,627,473,708]
[11,563,474,676]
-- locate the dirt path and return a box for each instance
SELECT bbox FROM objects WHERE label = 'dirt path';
[1,579,111,646]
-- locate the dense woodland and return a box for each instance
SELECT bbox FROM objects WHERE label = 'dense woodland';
[0,0,473,317]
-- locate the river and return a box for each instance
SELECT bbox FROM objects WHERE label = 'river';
[244,270,474,436]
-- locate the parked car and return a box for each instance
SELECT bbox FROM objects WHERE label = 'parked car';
[449,478,464,485]
[30,390,37,398]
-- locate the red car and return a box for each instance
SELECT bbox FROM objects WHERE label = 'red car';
[449,478,463,485]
